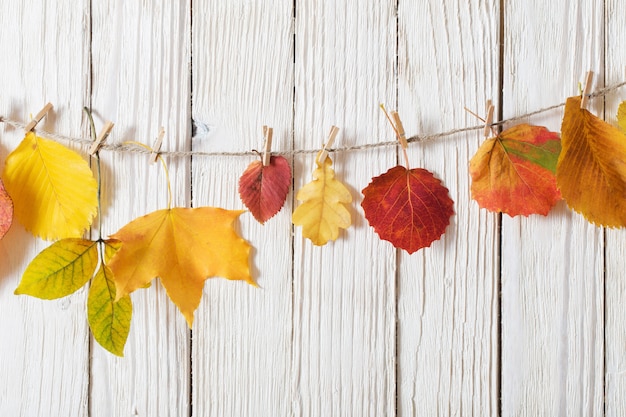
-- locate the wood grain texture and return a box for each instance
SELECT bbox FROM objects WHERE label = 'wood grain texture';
[191,3,294,416]
[89,2,191,415]
[0,1,90,416]
[501,1,605,415]
[3,2,626,416]
[291,2,397,416]
[605,1,626,414]
[397,2,500,415]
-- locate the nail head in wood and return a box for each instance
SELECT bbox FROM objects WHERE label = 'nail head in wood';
[150,127,165,164]
[89,121,114,155]
[25,103,53,132]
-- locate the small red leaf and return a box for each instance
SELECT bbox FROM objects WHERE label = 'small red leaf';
[239,155,292,224]
[0,179,13,239]
[361,166,454,254]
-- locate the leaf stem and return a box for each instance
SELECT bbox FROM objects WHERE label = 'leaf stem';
[83,107,104,241]
[123,141,173,209]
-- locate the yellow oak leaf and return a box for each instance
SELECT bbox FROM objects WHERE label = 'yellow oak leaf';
[292,154,352,245]
[14,238,98,298]
[557,95,626,226]
[108,207,253,327]
[88,240,132,357]
[618,101,626,133]
[2,132,98,240]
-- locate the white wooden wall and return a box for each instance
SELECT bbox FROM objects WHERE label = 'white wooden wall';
[0,1,624,416]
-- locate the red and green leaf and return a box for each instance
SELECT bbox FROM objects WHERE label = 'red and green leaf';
[469,123,561,216]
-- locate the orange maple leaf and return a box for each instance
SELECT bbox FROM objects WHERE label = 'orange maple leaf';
[557,96,626,227]
[108,207,253,327]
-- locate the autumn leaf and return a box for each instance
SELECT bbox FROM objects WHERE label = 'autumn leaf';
[2,132,98,240]
[292,155,352,246]
[239,155,292,223]
[557,95,626,226]
[0,179,13,239]
[109,207,253,327]
[362,166,454,254]
[469,124,561,216]
[618,101,626,133]
[14,238,98,298]
[88,240,132,357]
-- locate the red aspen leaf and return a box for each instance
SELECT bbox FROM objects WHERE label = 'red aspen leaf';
[238,155,292,224]
[361,166,454,254]
[109,207,253,327]
[0,179,13,239]
[557,95,626,227]
[469,123,561,216]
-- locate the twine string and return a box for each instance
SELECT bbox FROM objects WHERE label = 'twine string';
[1,80,625,158]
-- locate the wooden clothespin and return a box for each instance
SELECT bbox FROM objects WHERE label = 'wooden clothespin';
[380,104,411,168]
[483,100,495,137]
[580,71,594,109]
[262,125,273,166]
[150,127,165,164]
[318,126,339,163]
[89,121,114,155]
[391,111,408,150]
[379,104,408,150]
[25,103,53,132]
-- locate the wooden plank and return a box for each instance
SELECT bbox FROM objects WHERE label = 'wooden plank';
[396,2,500,415]
[501,1,604,415]
[191,3,294,416]
[0,2,90,416]
[89,2,191,415]
[291,2,397,416]
[605,2,626,414]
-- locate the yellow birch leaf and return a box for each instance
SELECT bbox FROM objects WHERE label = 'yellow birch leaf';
[292,155,352,245]
[109,207,253,327]
[88,240,132,357]
[2,132,98,240]
[14,238,98,298]
[618,101,626,133]
[557,95,626,226]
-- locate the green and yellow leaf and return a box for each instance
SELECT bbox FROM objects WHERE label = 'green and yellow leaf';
[88,240,132,357]
[15,238,98,298]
